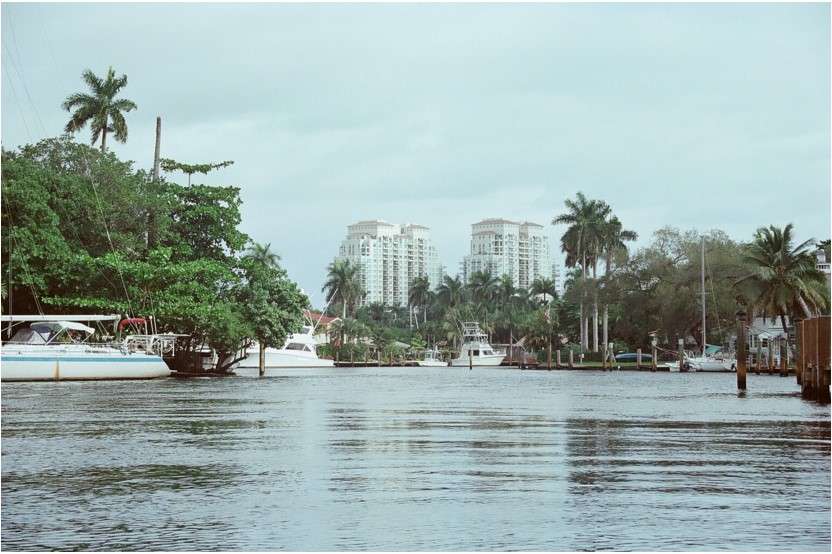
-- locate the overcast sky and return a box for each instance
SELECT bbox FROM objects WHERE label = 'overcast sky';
[2,3,829,307]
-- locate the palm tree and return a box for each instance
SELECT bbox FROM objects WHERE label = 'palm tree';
[553,192,610,352]
[469,270,498,304]
[737,224,828,334]
[530,276,557,304]
[245,241,280,267]
[408,275,432,325]
[598,216,637,352]
[322,259,364,319]
[435,275,465,310]
[62,67,137,152]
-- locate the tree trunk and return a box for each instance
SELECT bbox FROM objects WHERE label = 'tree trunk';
[592,259,598,353]
[797,296,813,319]
[603,305,609,355]
[258,340,265,377]
[100,117,108,152]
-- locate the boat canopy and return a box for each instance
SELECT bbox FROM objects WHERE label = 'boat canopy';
[704,344,723,355]
[28,321,95,335]
[0,314,120,322]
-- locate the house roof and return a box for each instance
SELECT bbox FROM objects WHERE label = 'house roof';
[304,310,340,327]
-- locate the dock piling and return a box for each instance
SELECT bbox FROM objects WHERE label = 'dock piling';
[736,309,747,391]
[636,348,642,370]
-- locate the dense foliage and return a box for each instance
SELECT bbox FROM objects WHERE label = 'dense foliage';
[323,194,829,362]
[1,137,306,371]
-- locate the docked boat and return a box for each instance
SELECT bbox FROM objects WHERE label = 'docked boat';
[666,238,737,373]
[1,316,172,381]
[416,347,447,367]
[450,322,505,367]
[235,325,334,368]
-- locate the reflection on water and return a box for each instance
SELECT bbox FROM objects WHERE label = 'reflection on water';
[2,369,829,551]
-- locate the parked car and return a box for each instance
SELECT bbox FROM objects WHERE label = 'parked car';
[614,352,653,363]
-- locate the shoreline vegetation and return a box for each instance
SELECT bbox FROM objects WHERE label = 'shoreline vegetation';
[2,67,830,374]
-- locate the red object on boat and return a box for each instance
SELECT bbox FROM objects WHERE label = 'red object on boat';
[118,317,147,332]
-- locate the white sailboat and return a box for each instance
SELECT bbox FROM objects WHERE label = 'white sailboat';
[450,322,505,367]
[668,238,737,372]
[1,315,172,381]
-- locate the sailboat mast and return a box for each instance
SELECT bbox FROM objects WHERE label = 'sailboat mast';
[701,236,706,357]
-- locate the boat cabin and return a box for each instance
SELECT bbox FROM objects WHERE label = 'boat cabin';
[7,321,94,345]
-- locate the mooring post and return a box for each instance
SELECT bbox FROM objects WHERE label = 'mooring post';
[768,339,775,374]
[650,333,657,372]
[779,338,788,377]
[677,338,685,372]
[350,351,354,366]
[377,349,381,367]
[547,342,552,370]
[636,348,642,370]
[736,309,747,391]
[756,340,762,375]
[568,349,574,368]
[608,342,614,370]
[795,319,803,385]
[469,350,473,370]
[556,349,562,369]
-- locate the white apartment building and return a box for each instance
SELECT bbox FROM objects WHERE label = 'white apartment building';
[461,218,552,288]
[337,220,443,306]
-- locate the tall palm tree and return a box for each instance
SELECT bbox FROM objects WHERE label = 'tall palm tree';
[553,192,610,352]
[62,67,137,152]
[408,275,432,325]
[530,276,557,304]
[598,216,637,351]
[435,275,465,310]
[737,224,828,333]
[469,270,498,304]
[322,259,364,319]
[245,241,280,267]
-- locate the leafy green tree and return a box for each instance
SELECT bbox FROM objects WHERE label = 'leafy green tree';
[737,224,829,331]
[237,255,308,374]
[62,67,137,152]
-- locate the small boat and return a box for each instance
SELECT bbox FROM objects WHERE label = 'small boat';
[450,322,505,367]
[1,316,172,381]
[416,347,447,367]
[235,325,334,368]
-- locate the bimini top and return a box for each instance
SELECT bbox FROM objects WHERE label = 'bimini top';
[8,321,95,345]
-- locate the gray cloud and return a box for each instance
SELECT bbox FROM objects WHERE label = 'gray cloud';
[2,3,829,306]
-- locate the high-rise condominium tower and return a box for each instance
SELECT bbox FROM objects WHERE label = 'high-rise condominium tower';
[337,220,443,306]
[461,219,552,288]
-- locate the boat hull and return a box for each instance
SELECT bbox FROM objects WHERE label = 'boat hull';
[1,353,170,381]
[416,360,448,367]
[450,354,505,367]
[236,351,334,368]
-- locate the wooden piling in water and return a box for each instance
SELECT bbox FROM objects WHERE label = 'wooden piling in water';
[556,349,562,369]
[651,344,657,372]
[736,310,747,391]
[377,349,381,367]
[469,350,473,370]
[568,349,574,368]
[547,343,552,369]
[756,341,762,375]
[636,348,642,370]
[768,339,775,375]
[779,338,788,377]
[677,339,685,373]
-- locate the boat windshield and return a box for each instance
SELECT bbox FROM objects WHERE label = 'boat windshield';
[285,342,312,352]
[8,326,52,345]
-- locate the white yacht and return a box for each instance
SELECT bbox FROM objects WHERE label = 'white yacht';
[416,347,447,367]
[450,322,505,367]
[236,325,334,368]
[1,315,172,381]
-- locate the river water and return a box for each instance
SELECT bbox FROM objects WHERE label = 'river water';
[2,368,829,551]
